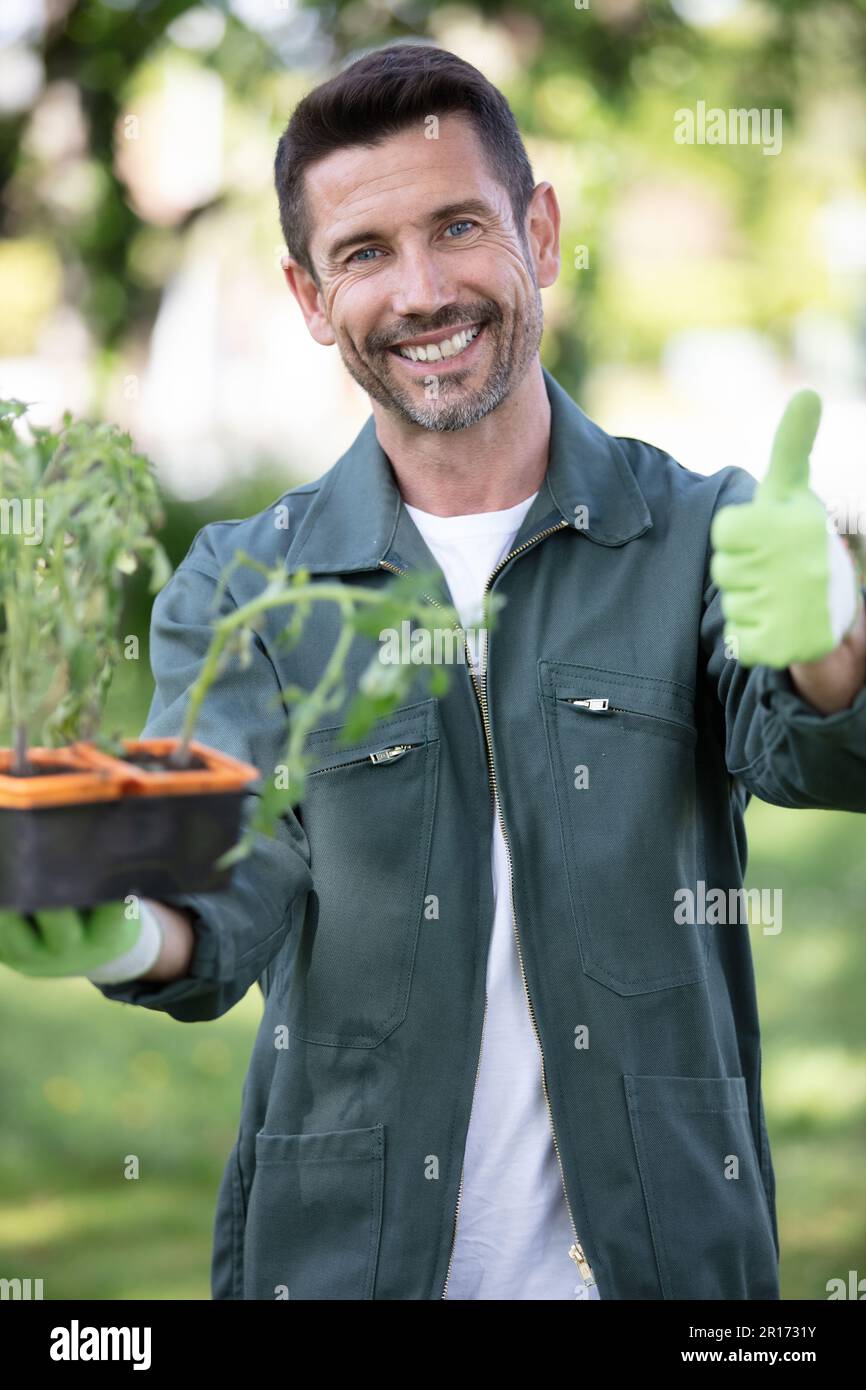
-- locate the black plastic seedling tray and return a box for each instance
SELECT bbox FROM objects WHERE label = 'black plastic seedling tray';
[0,789,248,911]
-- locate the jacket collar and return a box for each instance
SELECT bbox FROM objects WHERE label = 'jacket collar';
[288,365,652,576]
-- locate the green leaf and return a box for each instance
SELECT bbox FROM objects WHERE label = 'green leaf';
[428,664,450,697]
[68,642,99,686]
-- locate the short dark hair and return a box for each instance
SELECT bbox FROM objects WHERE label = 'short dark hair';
[274,42,536,283]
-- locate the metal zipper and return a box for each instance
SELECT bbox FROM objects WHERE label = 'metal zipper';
[378,559,491,1295]
[311,743,418,774]
[564,696,690,731]
[382,518,598,1297]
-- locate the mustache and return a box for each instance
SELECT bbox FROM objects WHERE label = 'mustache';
[366,302,503,354]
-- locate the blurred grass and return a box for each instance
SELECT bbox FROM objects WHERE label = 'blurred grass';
[1,787,863,1298]
[746,798,866,1300]
[0,967,260,1299]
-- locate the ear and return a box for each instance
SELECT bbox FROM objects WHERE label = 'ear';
[524,182,560,289]
[281,254,336,346]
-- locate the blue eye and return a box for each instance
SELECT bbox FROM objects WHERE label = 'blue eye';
[347,221,475,263]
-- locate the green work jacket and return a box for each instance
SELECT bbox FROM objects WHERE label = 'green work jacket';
[96,367,866,1300]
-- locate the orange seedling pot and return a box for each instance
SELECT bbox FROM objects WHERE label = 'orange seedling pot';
[78,737,260,797]
[0,745,125,810]
[0,740,261,912]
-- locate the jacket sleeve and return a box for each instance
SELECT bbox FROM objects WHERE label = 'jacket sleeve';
[700,467,866,812]
[92,532,313,1021]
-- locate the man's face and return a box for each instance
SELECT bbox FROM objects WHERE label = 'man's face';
[295,114,549,431]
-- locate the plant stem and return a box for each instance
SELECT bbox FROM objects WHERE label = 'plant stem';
[175,580,389,763]
[13,722,28,775]
[218,608,356,867]
[281,607,355,774]
[6,567,28,770]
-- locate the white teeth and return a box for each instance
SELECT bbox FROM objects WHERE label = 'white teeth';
[397,325,481,362]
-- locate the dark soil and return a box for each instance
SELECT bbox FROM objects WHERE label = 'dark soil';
[5,762,79,778]
[122,751,209,773]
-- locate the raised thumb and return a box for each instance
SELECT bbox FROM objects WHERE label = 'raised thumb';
[760,388,822,501]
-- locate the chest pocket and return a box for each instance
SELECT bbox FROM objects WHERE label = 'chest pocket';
[287,699,439,1047]
[539,660,707,996]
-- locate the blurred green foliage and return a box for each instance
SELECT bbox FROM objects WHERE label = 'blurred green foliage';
[3,0,865,380]
[0,398,171,756]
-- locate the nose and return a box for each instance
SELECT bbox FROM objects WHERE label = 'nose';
[389,241,458,321]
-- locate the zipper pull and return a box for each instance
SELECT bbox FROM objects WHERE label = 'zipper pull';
[569,1242,596,1285]
[569,697,610,713]
[368,744,414,764]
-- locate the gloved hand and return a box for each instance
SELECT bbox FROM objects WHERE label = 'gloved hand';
[0,901,161,981]
[709,389,864,668]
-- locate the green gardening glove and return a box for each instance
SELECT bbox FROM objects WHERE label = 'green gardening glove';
[0,903,144,979]
[709,390,864,668]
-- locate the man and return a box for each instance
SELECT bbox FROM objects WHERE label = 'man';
[3,43,866,1301]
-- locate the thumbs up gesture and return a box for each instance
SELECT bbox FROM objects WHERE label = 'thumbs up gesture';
[709,390,863,668]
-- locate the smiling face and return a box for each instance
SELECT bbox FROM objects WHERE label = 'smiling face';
[283,114,559,432]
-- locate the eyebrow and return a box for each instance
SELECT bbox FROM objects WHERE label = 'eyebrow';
[323,199,495,262]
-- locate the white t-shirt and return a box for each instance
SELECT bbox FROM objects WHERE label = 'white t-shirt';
[404,492,600,1302]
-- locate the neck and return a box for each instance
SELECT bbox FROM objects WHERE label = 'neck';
[370,357,551,516]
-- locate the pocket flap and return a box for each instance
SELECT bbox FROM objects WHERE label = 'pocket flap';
[624,1073,748,1114]
[255,1124,385,1164]
[305,699,438,774]
[540,660,695,732]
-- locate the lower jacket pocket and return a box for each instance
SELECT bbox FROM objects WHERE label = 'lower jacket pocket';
[624,1074,779,1300]
[242,1124,385,1300]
